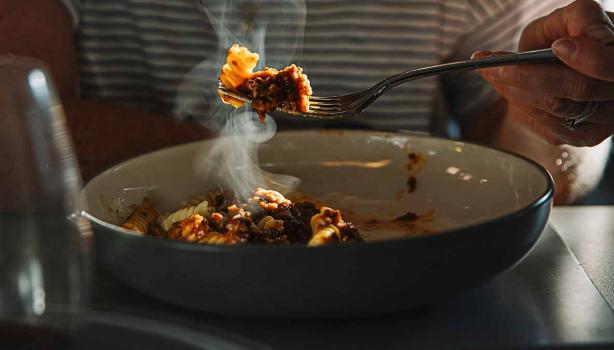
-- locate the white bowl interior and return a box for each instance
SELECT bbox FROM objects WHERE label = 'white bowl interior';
[82,130,550,241]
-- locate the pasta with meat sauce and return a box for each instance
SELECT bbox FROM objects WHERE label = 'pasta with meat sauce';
[218,44,312,122]
[120,188,363,246]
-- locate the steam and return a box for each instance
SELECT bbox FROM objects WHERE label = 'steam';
[175,0,306,199]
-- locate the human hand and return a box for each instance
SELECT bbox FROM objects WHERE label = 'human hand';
[475,0,614,147]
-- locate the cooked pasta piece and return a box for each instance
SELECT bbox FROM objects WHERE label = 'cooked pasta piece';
[197,232,241,245]
[257,215,284,231]
[166,213,208,242]
[308,226,341,246]
[310,207,342,233]
[308,206,362,246]
[122,188,363,246]
[308,207,342,246]
[218,44,259,108]
[121,197,158,235]
[161,200,209,231]
[219,44,259,89]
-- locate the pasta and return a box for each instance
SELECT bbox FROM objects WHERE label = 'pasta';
[120,188,363,246]
[197,232,241,245]
[161,200,209,231]
[218,44,313,122]
[218,44,259,108]
[308,207,356,247]
[165,213,241,245]
[121,197,158,235]
[219,44,259,90]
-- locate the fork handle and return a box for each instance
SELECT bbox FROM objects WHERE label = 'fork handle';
[369,49,558,104]
[439,48,557,71]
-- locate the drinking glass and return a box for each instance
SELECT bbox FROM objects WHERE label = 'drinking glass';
[0,55,91,345]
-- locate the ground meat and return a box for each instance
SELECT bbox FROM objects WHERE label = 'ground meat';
[270,202,312,245]
[238,65,311,122]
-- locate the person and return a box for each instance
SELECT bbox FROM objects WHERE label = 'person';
[1,0,612,204]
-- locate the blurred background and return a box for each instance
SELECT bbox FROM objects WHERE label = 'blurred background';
[582,0,614,204]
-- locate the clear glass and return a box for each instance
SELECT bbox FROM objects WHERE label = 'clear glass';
[0,55,91,336]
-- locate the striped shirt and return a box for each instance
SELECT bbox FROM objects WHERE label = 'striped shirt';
[60,0,567,133]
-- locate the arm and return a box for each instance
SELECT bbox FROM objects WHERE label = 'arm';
[462,0,614,204]
[463,97,611,204]
[0,0,212,180]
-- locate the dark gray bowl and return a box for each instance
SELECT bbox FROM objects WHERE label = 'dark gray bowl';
[82,130,553,317]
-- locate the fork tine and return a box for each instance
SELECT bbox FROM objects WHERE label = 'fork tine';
[219,87,346,119]
[308,96,343,102]
[309,100,343,106]
[309,102,344,110]
[303,111,344,119]
[278,109,342,119]
[310,92,364,102]
[306,115,342,120]
[309,105,344,112]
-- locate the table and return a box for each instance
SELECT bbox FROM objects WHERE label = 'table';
[92,206,614,349]
[550,206,614,310]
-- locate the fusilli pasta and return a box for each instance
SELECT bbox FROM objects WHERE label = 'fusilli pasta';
[120,188,363,246]
[218,44,259,108]
[161,200,209,231]
[121,197,158,235]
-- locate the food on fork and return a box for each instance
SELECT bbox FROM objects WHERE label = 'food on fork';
[120,188,363,246]
[218,44,312,122]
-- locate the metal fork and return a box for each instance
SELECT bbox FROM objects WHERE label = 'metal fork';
[218,48,558,119]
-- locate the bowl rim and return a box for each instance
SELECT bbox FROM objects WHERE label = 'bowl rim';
[82,129,554,252]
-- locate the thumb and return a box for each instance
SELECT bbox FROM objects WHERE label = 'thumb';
[520,0,614,51]
[551,36,614,82]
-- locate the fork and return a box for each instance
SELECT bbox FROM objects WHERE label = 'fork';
[218,48,558,119]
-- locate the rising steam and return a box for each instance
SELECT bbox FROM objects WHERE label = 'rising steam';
[175,0,306,199]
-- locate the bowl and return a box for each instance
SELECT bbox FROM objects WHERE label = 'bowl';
[82,130,553,317]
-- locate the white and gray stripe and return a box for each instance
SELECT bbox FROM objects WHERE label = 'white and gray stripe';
[60,0,568,132]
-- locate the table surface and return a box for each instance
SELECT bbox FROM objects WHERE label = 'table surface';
[92,206,614,350]
[550,206,614,311]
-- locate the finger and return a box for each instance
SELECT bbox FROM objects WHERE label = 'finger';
[551,36,614,82]
[495,85,584,117]
[506,101,613,146]
[529,111,614,147]
[477,61,614,101]
[520,0,614,51]
[471,50,505,60]
[521,93,614,127]
[507,103,613,146]
[486,73,614,124]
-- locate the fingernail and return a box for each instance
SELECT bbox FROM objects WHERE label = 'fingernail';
[585,24,614,44]
[552,39,577,58]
